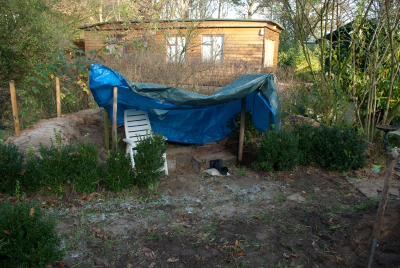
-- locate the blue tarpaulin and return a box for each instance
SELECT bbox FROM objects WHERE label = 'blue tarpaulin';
[89,64,281,144]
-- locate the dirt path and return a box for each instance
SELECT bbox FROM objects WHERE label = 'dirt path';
[54,167,400,268]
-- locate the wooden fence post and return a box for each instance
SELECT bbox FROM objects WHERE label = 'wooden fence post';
[112,86,118,150]
[238,97,246,163]
[9,81,20,136]
[56,77,61,117]
[104,109,109,150]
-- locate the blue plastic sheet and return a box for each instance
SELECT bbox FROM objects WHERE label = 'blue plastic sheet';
[89,64,281,144]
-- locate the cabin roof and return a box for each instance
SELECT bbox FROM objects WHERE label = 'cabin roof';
[79,18,284,31]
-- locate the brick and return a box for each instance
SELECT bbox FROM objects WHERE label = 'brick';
[191,157,202,171]
[176,156,192,168]
[196,144,225,153]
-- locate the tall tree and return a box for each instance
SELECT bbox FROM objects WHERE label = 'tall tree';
[231,0,266,19]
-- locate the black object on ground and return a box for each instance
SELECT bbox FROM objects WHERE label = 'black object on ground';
[209,159,228,175]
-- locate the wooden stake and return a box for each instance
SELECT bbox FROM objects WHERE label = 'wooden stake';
[9,81,20,136]
[104,108,109,150]
[238,97,246,163]
[56,77,61,117]
[367,150,399,268]
[112,86,118,151]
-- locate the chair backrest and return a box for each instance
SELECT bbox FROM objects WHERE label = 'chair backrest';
[124,109,152,142]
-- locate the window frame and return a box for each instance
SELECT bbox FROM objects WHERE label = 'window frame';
[201,35,224,63]
[166,36,186,63]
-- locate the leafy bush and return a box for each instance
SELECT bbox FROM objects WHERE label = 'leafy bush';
[292,123,316,166]
[22,132,99,194]
[133,132,167,187]
[21,146,43,193]
[71,139,99,193]
[35,140,76,195]
[0,202,64,267]
[312,124,367,171]
[0,142,24,194]
[258,128,299,172]
[103,146,135,191]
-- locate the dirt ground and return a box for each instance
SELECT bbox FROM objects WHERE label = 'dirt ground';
[3,109,400,267]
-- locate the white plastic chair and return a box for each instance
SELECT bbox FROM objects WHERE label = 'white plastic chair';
[123,109,168,175]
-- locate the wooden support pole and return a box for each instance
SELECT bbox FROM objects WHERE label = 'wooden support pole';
[104,108,109,150]
[9,81,20,136]
[238,97,246,163]
[367,150,399,268]
[56,77,61,117]
[112,86,118,151]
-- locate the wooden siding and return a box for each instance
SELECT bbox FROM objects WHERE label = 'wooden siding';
[82,20,281,70]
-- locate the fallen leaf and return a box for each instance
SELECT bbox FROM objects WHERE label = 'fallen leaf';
[70,206,77,214]
[235,240,240,248]
[234,252,246,256]
[80,195,88,200]
[141,247,152,252]
[346,193,352,196]
[166,257,179,263]
[29,207,35,216]
[3,230,10,235]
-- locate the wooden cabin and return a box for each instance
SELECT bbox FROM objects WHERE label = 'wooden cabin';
[80,19,283,89]
[80,19,283,70]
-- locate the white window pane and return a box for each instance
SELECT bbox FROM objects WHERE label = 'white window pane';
[213,36,223,61]
[203,35,212,45]
[167,44,176,62]
[264,39,274,67]
[177,37,186,62]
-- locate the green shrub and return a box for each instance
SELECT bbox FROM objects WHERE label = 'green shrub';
[103,146,135,191]
[0,142,24,194]
[21,146,42,193]
[312,125,367,171]
[0,202,64,267]
[292,122,316,166]
[71,139,99,193]
[35,141,76,195]
[133,132,167,187]
[23,132,100,194]
[258,128,299,172]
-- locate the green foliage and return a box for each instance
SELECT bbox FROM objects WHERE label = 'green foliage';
[133,132,167,187]
[103,146,135,191]
[292,123,316,166]
[21,131,99,195]
[0,202,64,267]
[258,128,299,172]
[0,142,24,194]
[0,0,72,84]
[70,138,99,193]
[354,197,379,211]
[257,123,367,172]
[312,125,367,171]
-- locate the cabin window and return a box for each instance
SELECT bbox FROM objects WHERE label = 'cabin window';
[166,36,186,63]
[264,39,275,67]
[202,35,224,62]
[106,34,126,55]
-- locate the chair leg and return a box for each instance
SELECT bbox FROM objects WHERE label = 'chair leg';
[163,153,168,175]
[126,145,135,169]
